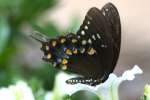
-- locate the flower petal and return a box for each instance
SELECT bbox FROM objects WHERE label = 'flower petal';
[49,65,143,100]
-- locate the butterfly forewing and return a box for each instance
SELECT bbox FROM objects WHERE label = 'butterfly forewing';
[67,6,114,78]
[66,3,121,83]
[101,3,121,73]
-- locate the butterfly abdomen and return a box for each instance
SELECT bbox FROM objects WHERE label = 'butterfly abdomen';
[66,77,102,86]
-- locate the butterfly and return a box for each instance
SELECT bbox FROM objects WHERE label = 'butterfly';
[31,2,121,86]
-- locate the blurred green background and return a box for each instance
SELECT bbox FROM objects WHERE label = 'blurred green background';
[0,0,58,99]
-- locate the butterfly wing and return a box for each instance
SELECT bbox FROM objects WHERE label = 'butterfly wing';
[101,3,121,73]
[65,3,121,85]
[66,7,114,79]
[67,3,121,80]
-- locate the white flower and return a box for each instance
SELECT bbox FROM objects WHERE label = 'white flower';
[0,81,35,100]
[45,65,143,100]
[0,88,16,100]
[44,92,53,100]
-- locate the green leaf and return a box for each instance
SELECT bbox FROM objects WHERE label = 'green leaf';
[18,0,58,21]
[144,84,150,100]
[0,16,10,54]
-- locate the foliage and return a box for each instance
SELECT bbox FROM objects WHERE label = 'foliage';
[0,0,59,98]
[143,84,150,100]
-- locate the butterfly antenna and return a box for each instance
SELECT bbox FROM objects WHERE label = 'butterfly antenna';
[30,31,49,43]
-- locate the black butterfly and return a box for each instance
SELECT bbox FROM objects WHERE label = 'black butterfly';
[31,2,121,86]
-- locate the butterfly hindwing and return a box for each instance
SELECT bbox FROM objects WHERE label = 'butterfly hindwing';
[70,6,114,78]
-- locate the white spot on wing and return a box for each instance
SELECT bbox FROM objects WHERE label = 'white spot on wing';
[77,35,81,39]
[81,30,85,35]
[45,46,49,51]
[88,39,92,44]
[82,80,85,83]
[87,21,90,25]
[80,48,85,53]
[101,44,107,48]
[102,11,106,16]
[53,62,57,67]
[97,33,101,39]
[62,65,67,70]
[92,35,96,40]
[69,80,72,83]
[106,8,109,11]
[58,59,62,63]
[82,40,87,45]
[84,25,88,30]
